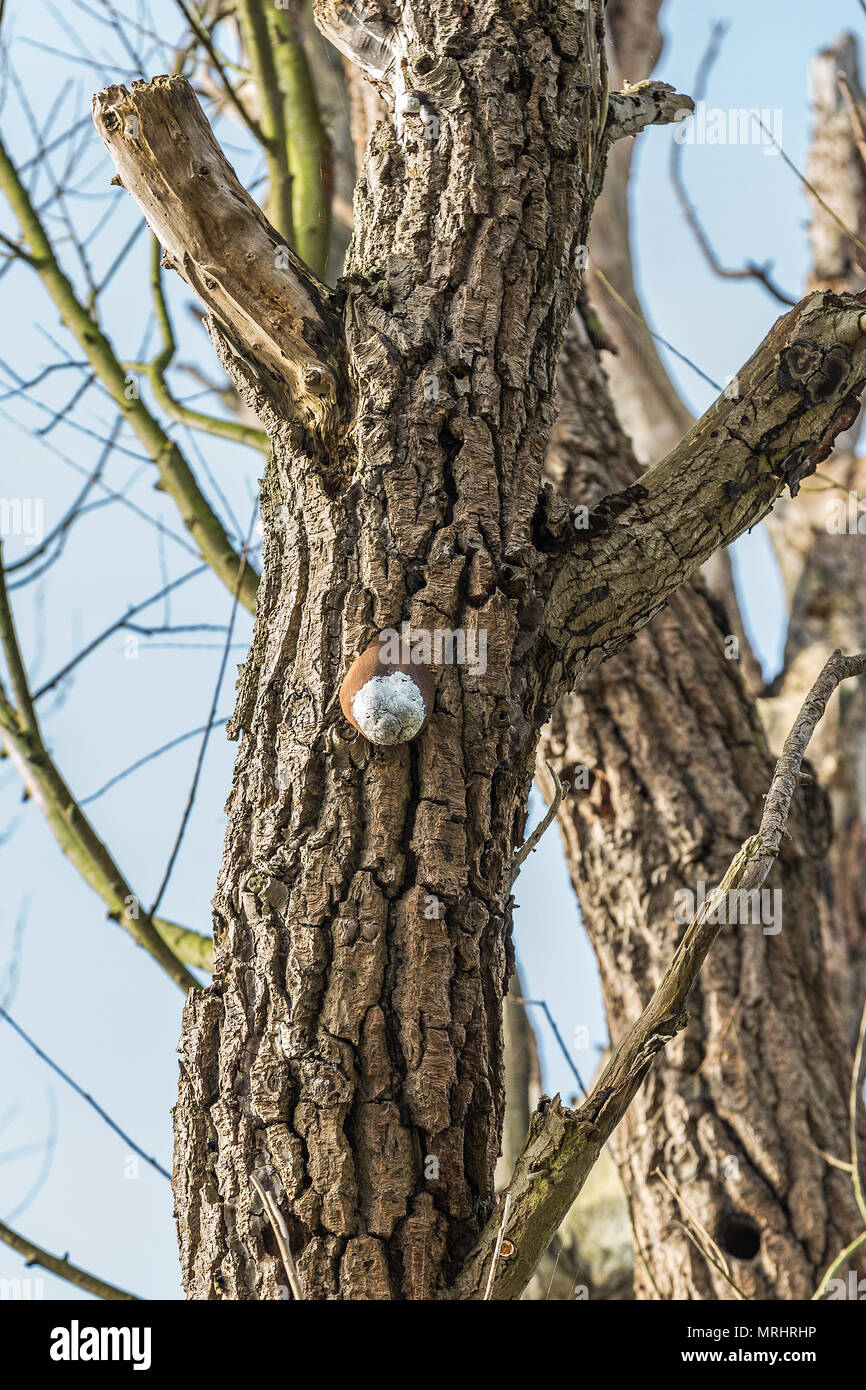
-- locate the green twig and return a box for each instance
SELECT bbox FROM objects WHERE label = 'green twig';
[145,237,268,451]
[268,2,332,278]
[0,130,259,613]
[236,0,294,240]
[0,1218,140,1301]
[850,993,866,1229]
[0,547,199,994]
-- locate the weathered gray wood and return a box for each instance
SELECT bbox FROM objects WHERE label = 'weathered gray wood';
[93,76,347,436]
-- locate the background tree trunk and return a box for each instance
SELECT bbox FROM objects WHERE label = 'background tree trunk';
[539,311,864,1298]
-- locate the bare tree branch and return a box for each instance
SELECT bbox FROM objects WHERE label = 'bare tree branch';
[92,74,348,439]
[0,543,199,993]
[0,1216,139,1300]
[606,79,693,142]
[669,23,796,307]
[0,1005,171,1181]
[172,0,267,147]
[544,290,866,687]
[0,125,259,611]
[149,504,256,918]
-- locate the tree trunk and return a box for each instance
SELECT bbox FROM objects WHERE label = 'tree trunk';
[762,34,866,1042]
[91,1,866,1300]
[156,2,609,1299]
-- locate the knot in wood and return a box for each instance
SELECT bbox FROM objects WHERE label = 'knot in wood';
[778,339,852,404]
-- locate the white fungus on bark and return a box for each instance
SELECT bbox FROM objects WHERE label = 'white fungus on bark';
[350,670,427,745]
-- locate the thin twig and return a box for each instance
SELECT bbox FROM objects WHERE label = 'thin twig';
[513,997,588,1097]
[0,1006,171,1180]
[653,1167,748,1300]
[836,70,866,173]
[150,504,256,916]
[849,992,866,1228]
[594,269,722,391]
[250,1173,304,1300]
[483,1190,513,1301]
[172,0,267,146]
[669,23,795,306]
[508,764,563,890]
[0,542,38,736]
[609,1137,664,1300]
[33,564,207,699]
[81,716,230,806]
[812,1228,866,1299]
[0,551,199,992]
[145,236,268,450]
[0,1216,139,1300]
[752,113,866,261]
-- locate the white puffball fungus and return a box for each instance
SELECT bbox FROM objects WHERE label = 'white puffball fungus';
[350,670,427,745]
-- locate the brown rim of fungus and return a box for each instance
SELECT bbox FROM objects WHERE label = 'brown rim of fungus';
[339,633,435,746]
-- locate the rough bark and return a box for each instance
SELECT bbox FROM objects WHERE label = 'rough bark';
[93,4,866,1301]
[521,13,866,1302]
[538,315,865,1300]
[762,34,866,1040]
[100,5,616,1299]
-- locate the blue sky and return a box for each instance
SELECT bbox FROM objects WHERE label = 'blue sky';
[0,0,856,1298]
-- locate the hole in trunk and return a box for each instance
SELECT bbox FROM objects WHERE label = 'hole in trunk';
[718,1212,761,1260]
